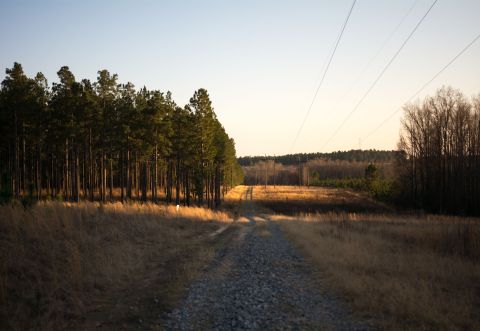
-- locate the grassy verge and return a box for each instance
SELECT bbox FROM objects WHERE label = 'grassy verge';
[0,201,233,330]
[278,213,480,330]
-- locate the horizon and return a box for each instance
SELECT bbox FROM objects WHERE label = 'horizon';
[1,0,479,156]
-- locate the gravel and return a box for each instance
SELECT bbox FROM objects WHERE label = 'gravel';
[165,219,372,330]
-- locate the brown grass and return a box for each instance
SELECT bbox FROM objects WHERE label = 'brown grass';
[253,185,339,201]
[0,201,233,330]
[279,212,480,330]
[253,185,391,214]
[224,185,250,202]
[223,185,256,218]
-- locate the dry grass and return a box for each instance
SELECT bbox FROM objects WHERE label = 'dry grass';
[253,185,391,214]
[223,185,256,219]
[253,185,338,201]
[279,212,480,330]
[0,201,233,330]
[224,185,250,202]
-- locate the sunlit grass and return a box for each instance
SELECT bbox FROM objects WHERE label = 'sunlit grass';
[252,185,374,201]
[224,185,250,201]
[251,185,390,214]
[0,201,232,330]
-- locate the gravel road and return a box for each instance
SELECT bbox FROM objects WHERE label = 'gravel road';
[165,214,372,330]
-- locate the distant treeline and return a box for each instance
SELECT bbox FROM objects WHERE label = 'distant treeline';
[0,63,243,206]
[242,156,395,200]
[242,153,398,185]
[238,149,399,166]
[397,87,480,215]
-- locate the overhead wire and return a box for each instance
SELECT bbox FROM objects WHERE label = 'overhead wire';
[330,0,420,111]
[289,0,356,153]
[319,0,438,151]
[362,32,480,143]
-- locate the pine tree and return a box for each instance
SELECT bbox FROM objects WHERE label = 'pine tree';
[0,63,243,207]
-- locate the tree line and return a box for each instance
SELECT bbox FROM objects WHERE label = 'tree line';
[397,86,480,215]
[238,149,399,166]
[0,62,243,206]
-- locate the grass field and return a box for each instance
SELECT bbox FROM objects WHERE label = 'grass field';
[253,185,480,330]
[251,185,392,214]
[0,201,234,330]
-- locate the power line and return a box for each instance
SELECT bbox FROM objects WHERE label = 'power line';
[289,0,356,153]
[320,0,438,151]
[330,0,420,111]
[362,32,480,143]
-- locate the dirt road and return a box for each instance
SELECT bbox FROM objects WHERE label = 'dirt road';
[165,186,371,330]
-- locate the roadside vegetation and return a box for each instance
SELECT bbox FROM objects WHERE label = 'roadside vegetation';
[0,201,233,330]
[279,212,480,330]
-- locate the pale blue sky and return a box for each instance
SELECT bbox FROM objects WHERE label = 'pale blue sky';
[1,0,479,156]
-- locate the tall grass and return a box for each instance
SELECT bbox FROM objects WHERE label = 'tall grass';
[0,202,231,330]
[279,212,480,330]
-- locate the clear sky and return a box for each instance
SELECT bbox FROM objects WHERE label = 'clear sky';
[1,0,479,156]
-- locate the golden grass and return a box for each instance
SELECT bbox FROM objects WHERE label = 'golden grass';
[253,185,333,200]
[252,185,375,202]
[279,212,480,330]
[0,201,232,330]
[224,185,250,201]
[223,185,255,219]
[252,185,391,214]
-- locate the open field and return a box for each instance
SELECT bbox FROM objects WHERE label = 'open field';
[251,185,392,214]
[3,186,479,330]
[0,201,234,330]
[247,185,480,330]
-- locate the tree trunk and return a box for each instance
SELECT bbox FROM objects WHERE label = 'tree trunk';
[75,147,80,202]
[166,159,172,203]
[153,145,158,203]
[175,158,180,205]
[126,149,131,199]
[109,157,113,201]
[141,161,147,202]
